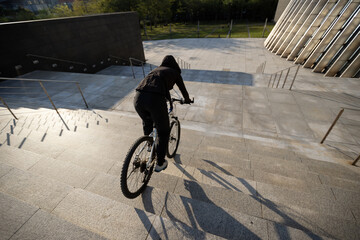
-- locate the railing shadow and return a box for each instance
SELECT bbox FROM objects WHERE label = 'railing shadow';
[203,159,336,239]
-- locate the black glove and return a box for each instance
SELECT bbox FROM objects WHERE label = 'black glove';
[184,97,192,104]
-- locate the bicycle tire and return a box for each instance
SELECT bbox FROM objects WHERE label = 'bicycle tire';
[167,119,181,158]
[120,136,154,199]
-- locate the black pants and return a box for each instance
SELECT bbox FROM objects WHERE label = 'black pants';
[134,91,169,164]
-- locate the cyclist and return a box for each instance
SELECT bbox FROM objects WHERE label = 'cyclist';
[134,55,192,172]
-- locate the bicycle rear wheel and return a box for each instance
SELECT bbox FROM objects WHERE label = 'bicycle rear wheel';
[120,136,154,199]
[167,119,181,158]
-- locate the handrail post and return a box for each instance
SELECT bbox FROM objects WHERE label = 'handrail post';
[352,154,360,166]
[276,70,283,88]
[141,62,145,78]
[289,65,300,90]
[129,58,135,80]
[39,81,59,114]
[39,81,69,130]
[268,74,273,87]
[76,83,89,109]
[272,73,277,88]
[282,67,291,88]
[320,108,345,144]
[0,97,18,120]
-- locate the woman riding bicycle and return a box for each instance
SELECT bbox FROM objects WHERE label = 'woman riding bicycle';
[134,55,192,172]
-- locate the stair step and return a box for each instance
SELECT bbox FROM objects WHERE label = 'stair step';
[0,192,39,240]
[0,192,107,240]
[0,148,352,238]
[52,188,221,240]
[0,167,73,212]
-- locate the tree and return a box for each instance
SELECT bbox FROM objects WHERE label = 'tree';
[51,4,73,17]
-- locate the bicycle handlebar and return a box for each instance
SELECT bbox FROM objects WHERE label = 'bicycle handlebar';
[172,98,194,104]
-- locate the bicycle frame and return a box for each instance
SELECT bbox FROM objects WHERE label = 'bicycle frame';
[147,128,157,168]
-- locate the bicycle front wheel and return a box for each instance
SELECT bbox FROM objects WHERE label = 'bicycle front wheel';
[120,136,154,199]
[167,119,181,158]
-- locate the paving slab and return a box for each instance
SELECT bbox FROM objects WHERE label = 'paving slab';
[85,172,168,216]
[256,182,354,221]
[55,147,117,173]
[10,209,107,240]
[267,91,297,104]
[28,157,99,189]
[0,192,38,240]
[305,160,360,182]
[149,216,225,240]
[161,192,269,240]
[244,88,268,102]
[253,171,322,191]
[267,222,333,240]
[190,167,257,195]
[0,145,44,171]
[242,100,272,114]
[275,116,315,139]
[253,168,320,185]
[243,111,277,133]
[180,158,254,181]
[331,187,360,222]
[193,150,251,169]
[262,201,359,240]
[0,163,13,179]
[319,174,360,192]
[212,109,242,128]
[53,189,156,240]
[0,168,73,211]
[174,179,262,219]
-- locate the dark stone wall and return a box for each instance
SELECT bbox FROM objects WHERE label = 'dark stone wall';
[0,12,145,77]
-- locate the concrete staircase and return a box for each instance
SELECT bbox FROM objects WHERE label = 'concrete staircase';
[1,104,360,239]
[1,64,360,239]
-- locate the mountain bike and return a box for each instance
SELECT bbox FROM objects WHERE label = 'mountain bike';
[120,97,193,199]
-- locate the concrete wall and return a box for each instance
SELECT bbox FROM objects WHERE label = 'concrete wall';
[274,0,291,22]
[0,12,145,77]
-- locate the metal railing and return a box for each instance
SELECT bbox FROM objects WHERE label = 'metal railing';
[27,54,89,72]
[267,65,300,90]
[0,77,90,130]
[0,96,18,120]
[108,55,130,65]
[320,107,360,166]
[129,57,159,80]
[176,57,191,70]
[127,56,190,80]
[129,57,147,80]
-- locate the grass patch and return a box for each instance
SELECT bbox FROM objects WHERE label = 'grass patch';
[141,22,274,41]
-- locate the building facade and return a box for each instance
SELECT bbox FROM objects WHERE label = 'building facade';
[265,0,360,78]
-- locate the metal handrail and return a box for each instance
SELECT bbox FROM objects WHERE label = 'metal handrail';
[176,57,191,70]
[0,96,18,120]
[129,57,146,79]
[320,107,360,166]
[27,54,88,66]
[109,55,130,65]
[0,77,89,130]
[129,57,159,80]
[27,54,89,72]
[267,65,300,90]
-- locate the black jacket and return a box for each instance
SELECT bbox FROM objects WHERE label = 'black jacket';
[136,55,189,102]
